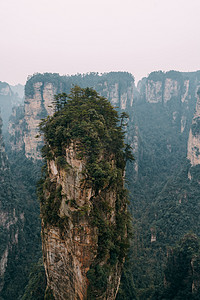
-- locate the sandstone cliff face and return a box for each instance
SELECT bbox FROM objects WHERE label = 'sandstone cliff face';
[42,145,97,300]
[163,78,180,103]
[8,105,25,152]
[9,71,200,163]
[146,79,163,103]
[187,89,200,166]
[39,87,129,299]
[24,82,56,159]
[145,76,180,104]
[0,117,21,293]
[19,73,135,160]
[8,71,200,181]
[137,72,200,139]
[41,144,124,300]
[98,80,135,109]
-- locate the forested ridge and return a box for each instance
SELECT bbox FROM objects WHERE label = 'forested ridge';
[0,71,200,299]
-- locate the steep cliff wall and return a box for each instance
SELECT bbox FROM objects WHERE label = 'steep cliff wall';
[135,71,200,177]
[8,105,25,152]
[39,87,130,299]
[187,88,200,166]
[42,147,121,300]
[24,81,56,159]
[0,82,24,133]
[128,71,200,298]
[0,82,15,132]
[5,70,200,299]
[12,72,135,159]
[0,116,22,294]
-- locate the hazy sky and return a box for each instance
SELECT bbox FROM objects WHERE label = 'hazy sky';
[1,0,200,85]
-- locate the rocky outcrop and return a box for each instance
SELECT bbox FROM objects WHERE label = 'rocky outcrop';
[145,74,180,104]
[39,87,129,299]
[0,81,24,132]
[181,80,190,103]
[137,72,200,139]
[8,105,25,152]
[187,89,200,166]
[41,144,124,300]
[24,82,56,159]
[163,78,180,103]
[10,70,200,168]
[146,79,163,103]
[98,80,135,109]
[16,72,136,160]
[42,147,98,299]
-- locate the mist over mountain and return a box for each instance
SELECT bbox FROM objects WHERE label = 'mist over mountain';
[10,84,24,101]
[0,82,24,133]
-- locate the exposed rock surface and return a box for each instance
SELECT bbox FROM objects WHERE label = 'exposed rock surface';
[187,90,200,166]
[41,144,124,300]
[145,75,181,104]
[163,78,180,103]
[39,88,129,299]
[8,105,25,152]
[42,148,98,299]
[9,72,136,160]
[8,71,200,168]
[5,70,200,299]
[136,71,200,168]
[146,79,163,103]
[24,82,56,159]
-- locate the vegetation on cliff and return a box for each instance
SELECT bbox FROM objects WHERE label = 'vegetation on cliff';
[124,71,200,299]
[21,258,46,300]
[4,70,200,299]
[0,111,42,300]
[25,72,134,100]
[0,152,43,300]
[160,233,200,300]
[38,86,133,299]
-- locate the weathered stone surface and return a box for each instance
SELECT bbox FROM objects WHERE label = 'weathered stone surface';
[23,82,58,159]
[187,92,200,166]
[146,80,162,103]
[21,74,135,159]
[42,144,123,300]
[181,80,190,103]
[163,78,180,103]
[8,105,25,152]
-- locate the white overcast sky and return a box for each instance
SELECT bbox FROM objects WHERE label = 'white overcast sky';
[0,0,200,85]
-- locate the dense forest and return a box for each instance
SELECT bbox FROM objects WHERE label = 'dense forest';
[0,71,200,299]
